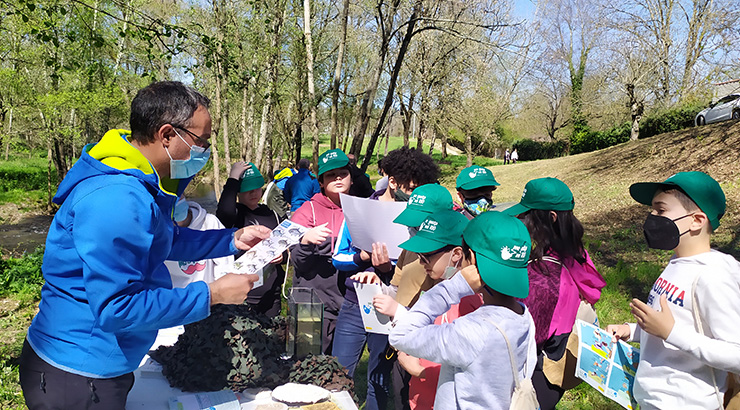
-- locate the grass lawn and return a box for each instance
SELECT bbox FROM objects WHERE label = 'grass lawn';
[2,120,740,409]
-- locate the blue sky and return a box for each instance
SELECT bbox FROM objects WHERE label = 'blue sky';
[512,0,536,21]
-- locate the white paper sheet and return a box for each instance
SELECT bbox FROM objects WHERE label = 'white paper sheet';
[353,282,393,335]
[339,193,409,259]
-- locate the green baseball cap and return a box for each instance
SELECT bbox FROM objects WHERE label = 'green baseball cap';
[399,210,469,254]
[317,149,350,176]
[502,177,574,216]
[393,184,454,227]
[629,171,726,230]
[456,165,500,190]
[463,211,531,298]
[239,162,265,192]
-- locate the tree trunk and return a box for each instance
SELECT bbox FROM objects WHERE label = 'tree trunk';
[349,0,400,157]
[255,0,286,170]
[4,107,12,161]
[212,53,224,199]
[303,0,320,172]
[246,75,257,161]
[329,0,350,150]
[360,0,420,172]
[465,129,473,167]
[222,88,231,171]
[679,0,713,99]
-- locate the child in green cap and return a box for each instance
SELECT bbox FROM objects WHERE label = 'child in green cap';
[290,148,353,354]
[607,171,740,410]
[216,161,286,316]
[390,211,537,410]
[375,210,477,410]
[503,177,605,409]
[455,165,500,218]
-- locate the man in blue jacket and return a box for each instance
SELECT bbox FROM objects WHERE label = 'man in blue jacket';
[19,81,270,410]
[283,158,321,211]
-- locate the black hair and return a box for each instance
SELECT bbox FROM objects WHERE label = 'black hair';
[297,158,311,169]
[129,81,210,144]
[520,209,586,264]
[381,147,440,188]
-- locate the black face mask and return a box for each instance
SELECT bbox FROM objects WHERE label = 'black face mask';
[394,189,411,202]
[642,213,693,250]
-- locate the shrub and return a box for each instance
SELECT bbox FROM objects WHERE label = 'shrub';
[0,247,45,300]
[512,139,569,161]
[569,100,705,154]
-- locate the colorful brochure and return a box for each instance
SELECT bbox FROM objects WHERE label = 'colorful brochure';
[232,220,308,287]
[353,282,393,334]
[575,320,640,410]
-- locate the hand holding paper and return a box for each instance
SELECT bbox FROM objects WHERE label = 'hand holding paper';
[373,294,398,317]
[350,271,381,284]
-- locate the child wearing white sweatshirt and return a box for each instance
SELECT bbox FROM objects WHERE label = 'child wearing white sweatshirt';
[608,172,740,410]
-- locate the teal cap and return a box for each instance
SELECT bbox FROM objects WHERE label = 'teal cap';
[393,184,454,227]
[318,149,350,177]
[239,162,265,192]
[629,171,726,230]
[399,210,469,254]
[502,177,574,216]
[463,212,531,298]
[456,165,500,190]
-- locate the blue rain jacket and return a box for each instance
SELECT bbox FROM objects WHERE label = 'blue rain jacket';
[26,129,238,378]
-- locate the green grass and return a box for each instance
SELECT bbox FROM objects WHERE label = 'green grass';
[0,155,54,213]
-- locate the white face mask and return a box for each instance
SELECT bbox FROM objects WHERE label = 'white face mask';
[442,252,459,280]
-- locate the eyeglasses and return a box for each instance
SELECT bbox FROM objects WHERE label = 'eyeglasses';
[174,126,211,149]
[418,248,445,265]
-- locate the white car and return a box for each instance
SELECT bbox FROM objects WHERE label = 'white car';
[695,94,740,126]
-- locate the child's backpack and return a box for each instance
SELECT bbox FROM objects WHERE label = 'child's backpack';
[489,320,540,410]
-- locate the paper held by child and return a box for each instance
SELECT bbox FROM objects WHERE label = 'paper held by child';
[353,282,393,335]
[231,220,308,287]
[575,320,640,410]
[339,193,409,259]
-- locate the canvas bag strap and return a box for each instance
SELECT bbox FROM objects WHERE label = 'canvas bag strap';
[692,274,724,409]
[485,318,524,389]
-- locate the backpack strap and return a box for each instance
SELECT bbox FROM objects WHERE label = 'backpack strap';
[692,274,723,409]
[485,318,524,388]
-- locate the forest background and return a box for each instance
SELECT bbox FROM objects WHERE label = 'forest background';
[1,0,739,206]
[2,0,740,408]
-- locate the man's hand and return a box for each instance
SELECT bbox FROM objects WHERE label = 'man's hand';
[229,161,251,180]
[606,324,632,343]
[631,294,675,340]
[370,242,392,272]
[373,294,398,317]
[301,223,331,245]
[208,273,259,305]
[350,271,381,284]
[459,264,483,292]
[234,225,271,251]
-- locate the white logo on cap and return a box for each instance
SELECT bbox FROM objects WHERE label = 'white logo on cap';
[501,245,528,261]
[410,195,426,205]
[420,220,438,233]
[521,188,527,199]
[468,168,487,179]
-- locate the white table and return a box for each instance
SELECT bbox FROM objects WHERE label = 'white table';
[125,327,357,410]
